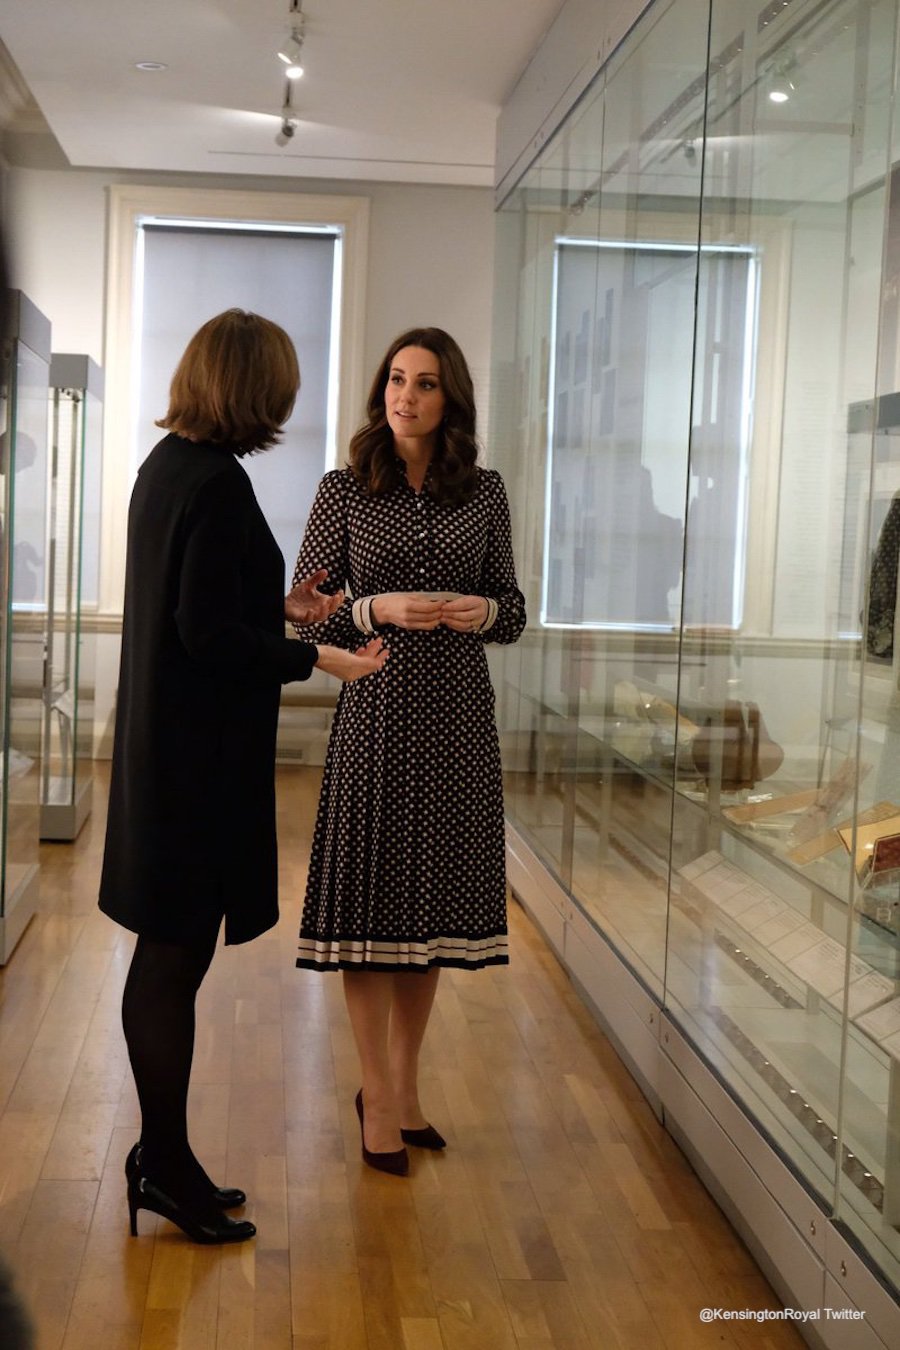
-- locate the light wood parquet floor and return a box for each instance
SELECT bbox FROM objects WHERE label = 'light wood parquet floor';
[0,764,805,1349]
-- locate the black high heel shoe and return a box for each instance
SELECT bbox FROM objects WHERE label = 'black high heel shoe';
[400,1123,447,1150]
[355,1091,408,1176]
[127,1170,256,1244]
[125,1142,247,1209]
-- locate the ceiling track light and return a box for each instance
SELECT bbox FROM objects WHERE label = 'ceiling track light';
[278,29,305,78]
[277,0,306,78]
[768,54,797,104]
[275,77,299,146]
[274,2,306,145]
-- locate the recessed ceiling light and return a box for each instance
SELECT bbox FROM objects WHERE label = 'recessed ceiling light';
[134,61,168,71]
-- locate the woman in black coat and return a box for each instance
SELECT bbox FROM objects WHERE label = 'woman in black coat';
[99,310,386,1244]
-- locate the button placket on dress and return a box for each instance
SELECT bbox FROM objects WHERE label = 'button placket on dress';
[414,489,431,582]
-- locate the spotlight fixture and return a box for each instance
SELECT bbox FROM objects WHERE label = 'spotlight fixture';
[277,0,306,78]
[275,79,299,147]
[273,3,306,143]
[768,56,796,103]
[278,35,305,78]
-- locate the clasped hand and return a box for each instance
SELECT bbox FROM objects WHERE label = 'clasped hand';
[373,592,488,632]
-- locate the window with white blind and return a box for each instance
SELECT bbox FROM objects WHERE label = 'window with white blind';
[102,186,369,614]
[135,221,339,573]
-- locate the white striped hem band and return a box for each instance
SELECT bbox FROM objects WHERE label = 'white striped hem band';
[297,934,509,967]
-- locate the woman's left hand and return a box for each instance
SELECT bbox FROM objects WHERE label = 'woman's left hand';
[285,569,345,624]
[441,595,488,632]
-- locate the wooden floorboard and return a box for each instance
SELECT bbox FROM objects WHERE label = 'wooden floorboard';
[0,764,805,1349]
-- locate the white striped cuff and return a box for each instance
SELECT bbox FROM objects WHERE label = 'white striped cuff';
[352,596,378,635]
[477,597,499,632]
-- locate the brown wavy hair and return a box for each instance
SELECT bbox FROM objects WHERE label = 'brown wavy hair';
[349,327,479,504]
[157,309,300,455]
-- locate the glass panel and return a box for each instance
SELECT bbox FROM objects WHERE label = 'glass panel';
[44,385,81,812]
[667,0,899,1270]
[566,2,707,995]
[42,364,102,840]
[2,336,48,920]
[80,387,102,609]
[493,0,710,995]
[840,0,900,1284]
[77,387,102,765]
[492,133,579,889]
[493,0,900,1296]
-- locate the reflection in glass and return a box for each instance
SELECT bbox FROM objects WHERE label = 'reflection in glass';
[0,291,50,964]
[491,0,900,1296]
[546,239,757,630]
[493,0,710,998]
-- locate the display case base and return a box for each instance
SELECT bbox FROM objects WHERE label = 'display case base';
[40,776,92,841]
[506,822,900,1349]
[0,862,39,965]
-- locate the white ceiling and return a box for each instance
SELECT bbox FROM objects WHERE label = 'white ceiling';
[0,0,567,185]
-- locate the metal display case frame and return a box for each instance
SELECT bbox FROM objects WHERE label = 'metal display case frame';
[41,353,103,841]
[0,290,51,963]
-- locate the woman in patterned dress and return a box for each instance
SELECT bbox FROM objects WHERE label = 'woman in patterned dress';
[291,328,525,1174]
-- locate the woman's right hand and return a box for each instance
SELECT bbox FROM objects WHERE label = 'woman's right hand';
[370,593,443,630]
[315,638,388,682]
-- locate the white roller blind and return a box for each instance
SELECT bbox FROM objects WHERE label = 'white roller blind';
[135,224,338,573]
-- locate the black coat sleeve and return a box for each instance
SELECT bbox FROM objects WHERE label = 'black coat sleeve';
[174,469,318,684]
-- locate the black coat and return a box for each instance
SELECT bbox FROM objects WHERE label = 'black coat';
[99,434,318,945]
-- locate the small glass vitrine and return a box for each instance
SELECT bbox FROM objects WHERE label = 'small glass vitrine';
[0,290,51,963]
[41,354,102,840]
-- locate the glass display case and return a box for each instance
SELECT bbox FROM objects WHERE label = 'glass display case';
[0,290,50,963]
[491,0,900,1328]
[41,354,102,840]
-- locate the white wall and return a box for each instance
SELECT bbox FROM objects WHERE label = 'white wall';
[6,165,495,419]
[4,164,496,754]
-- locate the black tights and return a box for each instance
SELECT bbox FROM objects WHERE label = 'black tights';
[121,926,220,1199]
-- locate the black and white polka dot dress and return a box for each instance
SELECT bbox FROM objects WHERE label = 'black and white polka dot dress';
[292,464,525,972]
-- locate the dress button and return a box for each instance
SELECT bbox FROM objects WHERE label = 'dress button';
[419,531,426,539]
[419,568,425,574]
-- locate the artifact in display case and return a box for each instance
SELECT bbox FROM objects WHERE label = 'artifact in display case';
[0,290,50,964]
[838,813,900,887]
[690,699,784,791]
[41,355,103,841]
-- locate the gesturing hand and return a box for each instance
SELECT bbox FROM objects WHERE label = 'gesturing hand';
[285,569,345,625]
[440,595,489,632]
[315,638,389,682]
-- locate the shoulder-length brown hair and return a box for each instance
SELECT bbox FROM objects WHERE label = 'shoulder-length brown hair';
[156,309,300,455]
[349,327,478,504]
